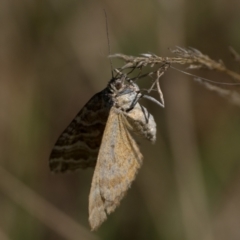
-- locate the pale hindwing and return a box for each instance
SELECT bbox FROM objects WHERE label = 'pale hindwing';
[89,107,143,231]
[49,90,110,172]
[124,103,157,143]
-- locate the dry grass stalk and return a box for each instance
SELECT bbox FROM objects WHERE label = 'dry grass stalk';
[195,78,240,106]
[229,46,240,63]
[110,47,240,105]
[110,47,240,81]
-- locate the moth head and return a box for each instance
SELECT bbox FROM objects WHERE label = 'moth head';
[108,74,140,111]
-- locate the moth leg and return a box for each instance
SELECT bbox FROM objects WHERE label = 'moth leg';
[142,94,164,108]
[126,90,143,112]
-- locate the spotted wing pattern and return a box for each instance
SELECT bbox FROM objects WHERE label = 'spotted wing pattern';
[88,107,144,231]
[49,89,111,172]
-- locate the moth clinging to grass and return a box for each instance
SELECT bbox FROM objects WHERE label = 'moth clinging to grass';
[49,70,162,230]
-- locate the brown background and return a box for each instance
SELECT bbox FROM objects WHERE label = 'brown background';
[1,0,240,240]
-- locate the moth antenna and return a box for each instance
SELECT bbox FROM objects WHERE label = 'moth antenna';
[104,10,114,78]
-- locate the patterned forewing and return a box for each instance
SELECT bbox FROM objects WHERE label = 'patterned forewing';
[49,90,111,172]
[88,107,143,230]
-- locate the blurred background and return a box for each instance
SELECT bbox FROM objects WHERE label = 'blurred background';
[1,0,240,239]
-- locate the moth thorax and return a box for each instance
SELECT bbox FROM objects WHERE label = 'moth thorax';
[117,85,139,111]
[115,90,138,110]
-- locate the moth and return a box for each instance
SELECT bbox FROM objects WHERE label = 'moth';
[49,73,157,230]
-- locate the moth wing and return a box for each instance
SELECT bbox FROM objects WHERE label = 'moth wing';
[89,107,143,230]
[124,103,157,143]
[49,90,110,172]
